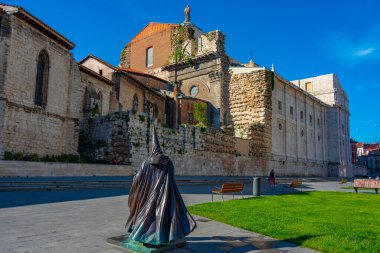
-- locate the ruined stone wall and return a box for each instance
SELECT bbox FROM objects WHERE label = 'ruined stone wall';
[83,111,271,176]
[229,70,273,166]
[0,14,80,156]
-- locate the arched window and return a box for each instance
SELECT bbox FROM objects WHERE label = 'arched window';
[132,94,138,113]
[35,50,49,107]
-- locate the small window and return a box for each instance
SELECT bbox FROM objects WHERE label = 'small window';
[278,101,282,111]
[290,106,294,116]
[301,130,304,136]
[146,47,153,67]
[305,82,312,92]
[318,135,321,141]
[99,69,103,75]
[300,111,304,120]
[309,115,312,124]
[279,123,282,130]
[342,124,345,134]
[190,86,198,97]
[317,118,320,126]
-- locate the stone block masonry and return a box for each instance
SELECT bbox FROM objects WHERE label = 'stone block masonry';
[229,70,273,169]
[81,111,273,176]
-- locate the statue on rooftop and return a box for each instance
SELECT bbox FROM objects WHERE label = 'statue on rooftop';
[125,126,196,246]
[184,5,190,23]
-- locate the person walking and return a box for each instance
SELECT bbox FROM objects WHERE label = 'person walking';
[269,169,276,187]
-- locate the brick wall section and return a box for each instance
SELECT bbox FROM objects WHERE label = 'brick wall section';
[121,23,176,72]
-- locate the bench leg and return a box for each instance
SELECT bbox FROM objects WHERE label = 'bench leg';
[376,189,378,194]
[222,194,224,201]
[212,193,214,202]
[354,187,358,193]
[241,191,244,199]
[233,193,234,199]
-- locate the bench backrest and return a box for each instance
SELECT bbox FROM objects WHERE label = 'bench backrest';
[290,180,302,187]
[354,179,380,189]
[220,183,244,193]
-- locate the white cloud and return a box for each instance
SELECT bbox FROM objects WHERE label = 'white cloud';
[356,47,376,57]
[325,25,380,66]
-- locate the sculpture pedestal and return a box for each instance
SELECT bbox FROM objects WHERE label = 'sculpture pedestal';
[107,234,186,253]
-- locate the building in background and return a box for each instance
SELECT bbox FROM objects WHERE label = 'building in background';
[367,150,380,176]
[350,139,358,164]
[0,4,353,176]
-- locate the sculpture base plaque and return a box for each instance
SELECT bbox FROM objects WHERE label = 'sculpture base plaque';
[107,234,186,253]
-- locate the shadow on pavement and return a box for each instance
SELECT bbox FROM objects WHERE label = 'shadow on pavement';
[185,236,297,252]
[0,188,129,208]
[0,181,310,209]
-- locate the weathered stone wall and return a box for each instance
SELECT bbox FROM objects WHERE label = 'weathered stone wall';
[82,111,275,176]
[0,13,80,156]
[229,70,273,165]
[79,112,131,164]
[0,10,11,159]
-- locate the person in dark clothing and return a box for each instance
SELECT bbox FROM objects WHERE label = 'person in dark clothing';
[269,169,276,187]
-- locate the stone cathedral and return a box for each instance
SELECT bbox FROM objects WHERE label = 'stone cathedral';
[0,4,351,177]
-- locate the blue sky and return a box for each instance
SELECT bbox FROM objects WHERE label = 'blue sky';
[4,0,380,142]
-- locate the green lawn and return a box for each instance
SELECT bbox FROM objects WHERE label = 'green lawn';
[188,191,380,253]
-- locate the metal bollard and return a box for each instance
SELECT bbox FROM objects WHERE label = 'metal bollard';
[252,177,261,196]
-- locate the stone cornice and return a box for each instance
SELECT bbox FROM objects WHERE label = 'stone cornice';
[0,97,79,123]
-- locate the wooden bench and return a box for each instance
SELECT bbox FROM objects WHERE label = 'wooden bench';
[212,183,244,201]
[354,179,380,193]
[336,178,349,187]
[285,180,302,192]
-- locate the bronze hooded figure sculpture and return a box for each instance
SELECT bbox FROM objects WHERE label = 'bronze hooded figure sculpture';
[125,126,196,246]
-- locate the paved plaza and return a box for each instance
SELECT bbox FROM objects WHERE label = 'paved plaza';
[0,179,355,253]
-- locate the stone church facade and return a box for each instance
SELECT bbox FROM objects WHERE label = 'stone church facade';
[0,4,352,176]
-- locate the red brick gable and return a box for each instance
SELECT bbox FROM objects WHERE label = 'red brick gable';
[127,22,178,46]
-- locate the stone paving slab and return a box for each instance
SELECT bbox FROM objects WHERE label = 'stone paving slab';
[0,180,355,252]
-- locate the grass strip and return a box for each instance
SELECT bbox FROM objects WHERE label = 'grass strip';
[188,191,380,253]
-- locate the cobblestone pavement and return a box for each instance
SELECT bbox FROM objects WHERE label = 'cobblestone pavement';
[0,179,357,253]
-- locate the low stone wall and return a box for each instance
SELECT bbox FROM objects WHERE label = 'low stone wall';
[0,160,133,177]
